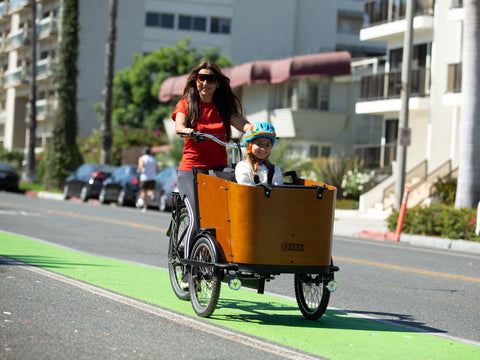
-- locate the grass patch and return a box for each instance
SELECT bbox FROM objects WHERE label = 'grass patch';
[19,182,62,193]
[335,199,359,210]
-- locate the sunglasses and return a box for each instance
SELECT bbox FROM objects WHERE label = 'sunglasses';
[196,73,217,84]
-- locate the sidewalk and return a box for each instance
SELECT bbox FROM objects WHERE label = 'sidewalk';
[334,209,480,254]
[27,191,480,255]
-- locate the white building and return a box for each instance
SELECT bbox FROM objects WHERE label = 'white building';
[356,0,463,211]
[0,0,384,152]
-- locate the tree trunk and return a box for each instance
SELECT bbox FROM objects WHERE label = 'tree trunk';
[101,0,117,165]
[455,0,480,208]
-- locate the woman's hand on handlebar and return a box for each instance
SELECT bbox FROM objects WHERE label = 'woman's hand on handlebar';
[177,130,206,142]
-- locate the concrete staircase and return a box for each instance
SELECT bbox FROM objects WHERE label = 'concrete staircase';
[360,160,457,212]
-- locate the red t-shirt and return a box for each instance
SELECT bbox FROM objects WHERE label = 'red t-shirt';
[172,98,227,171]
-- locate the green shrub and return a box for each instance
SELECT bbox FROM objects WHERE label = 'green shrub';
[0,147,24,170]
[431,177,457,205]
[387,204,479,242]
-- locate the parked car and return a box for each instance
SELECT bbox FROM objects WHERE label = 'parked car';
[99,165,139,206]
[63,163,117,202]
[136,166,178,211]
[0,161,19,192]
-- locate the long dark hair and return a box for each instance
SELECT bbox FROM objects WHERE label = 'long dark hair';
[182,62,245,141]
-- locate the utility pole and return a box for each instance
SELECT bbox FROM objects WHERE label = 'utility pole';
[394,0,414,210]
[25,0,37,182]
[101,0,117,165]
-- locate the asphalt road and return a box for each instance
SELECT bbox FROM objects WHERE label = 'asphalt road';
[1,191,479,358]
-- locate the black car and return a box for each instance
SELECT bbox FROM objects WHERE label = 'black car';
[0,161,19,192]
[63,163,117,202]
[136,166,178,211]
[99,164,139,206]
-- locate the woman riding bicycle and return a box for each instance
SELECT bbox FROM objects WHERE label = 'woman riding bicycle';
[172,62,251,259]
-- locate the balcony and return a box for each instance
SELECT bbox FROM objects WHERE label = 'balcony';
[6,29,30,50]
[359,67,429,100]
[364,0,435,27]
[361,0,435,42]
[38,17,58,39]
[356,67,430,114]
[8,0,28,14]
[4,66,29,86]
[36,98,56,120]
[36,58,54,80]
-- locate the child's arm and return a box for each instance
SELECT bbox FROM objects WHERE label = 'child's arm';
[272,165,284,185]
[235,161,255,185]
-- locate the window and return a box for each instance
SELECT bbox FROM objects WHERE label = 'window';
[337,13,363,35]
[321,146,331,157]
[179,15,206,31]
[211,17,231,34]
[305,81,329,110]
[145,12,174,29]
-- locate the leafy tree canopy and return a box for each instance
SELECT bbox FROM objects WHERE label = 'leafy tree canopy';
[112,37,234,130]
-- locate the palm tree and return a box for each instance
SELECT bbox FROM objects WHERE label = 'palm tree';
[101,0,117,165]
[455,0,480,208]
[45,0,83,188]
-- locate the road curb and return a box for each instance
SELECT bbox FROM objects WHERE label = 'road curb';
[358,230,480,254]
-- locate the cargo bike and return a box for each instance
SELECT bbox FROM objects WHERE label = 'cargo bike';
[167,132,339,319]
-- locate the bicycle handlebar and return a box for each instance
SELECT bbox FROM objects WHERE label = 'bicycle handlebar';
[178,132,245,149]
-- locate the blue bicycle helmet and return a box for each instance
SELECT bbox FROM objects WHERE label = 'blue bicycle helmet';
[243,122,276,147]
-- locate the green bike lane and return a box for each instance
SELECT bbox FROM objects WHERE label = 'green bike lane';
[1,232,479,360]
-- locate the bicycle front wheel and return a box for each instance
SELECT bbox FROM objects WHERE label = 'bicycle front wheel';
[189,236,221,318]
[294,273,330,320]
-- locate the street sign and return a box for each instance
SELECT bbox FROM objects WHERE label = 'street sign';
[399,127,411,146]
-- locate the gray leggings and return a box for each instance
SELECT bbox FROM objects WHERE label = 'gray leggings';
[177,169,207,258]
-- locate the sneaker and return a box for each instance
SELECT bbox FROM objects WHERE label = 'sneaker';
[180,272,189,290]
[141,207,147,212]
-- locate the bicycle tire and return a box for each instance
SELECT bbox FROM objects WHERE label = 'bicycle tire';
[294,273,330,320]
[189,236,221,318]
[168,206,190,301]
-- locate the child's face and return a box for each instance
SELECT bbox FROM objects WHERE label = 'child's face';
[251,137,272,160]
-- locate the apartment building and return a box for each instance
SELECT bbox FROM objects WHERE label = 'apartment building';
[355,0,463,211]
[0,0,384,153]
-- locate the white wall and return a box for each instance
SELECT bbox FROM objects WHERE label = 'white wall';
[77,0,145,136]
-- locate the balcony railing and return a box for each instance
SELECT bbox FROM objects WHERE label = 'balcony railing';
[359,67,430,101]
[364,0,435,27]
[4,66,28,84]
[36,98,56,118]
[36,58,54,78]
[446,63,462,93]
[6,29,29,49]
[9,0,28,11]
[38,17,58,37]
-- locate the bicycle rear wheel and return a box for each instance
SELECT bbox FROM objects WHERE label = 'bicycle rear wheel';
[168,206,190,300]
